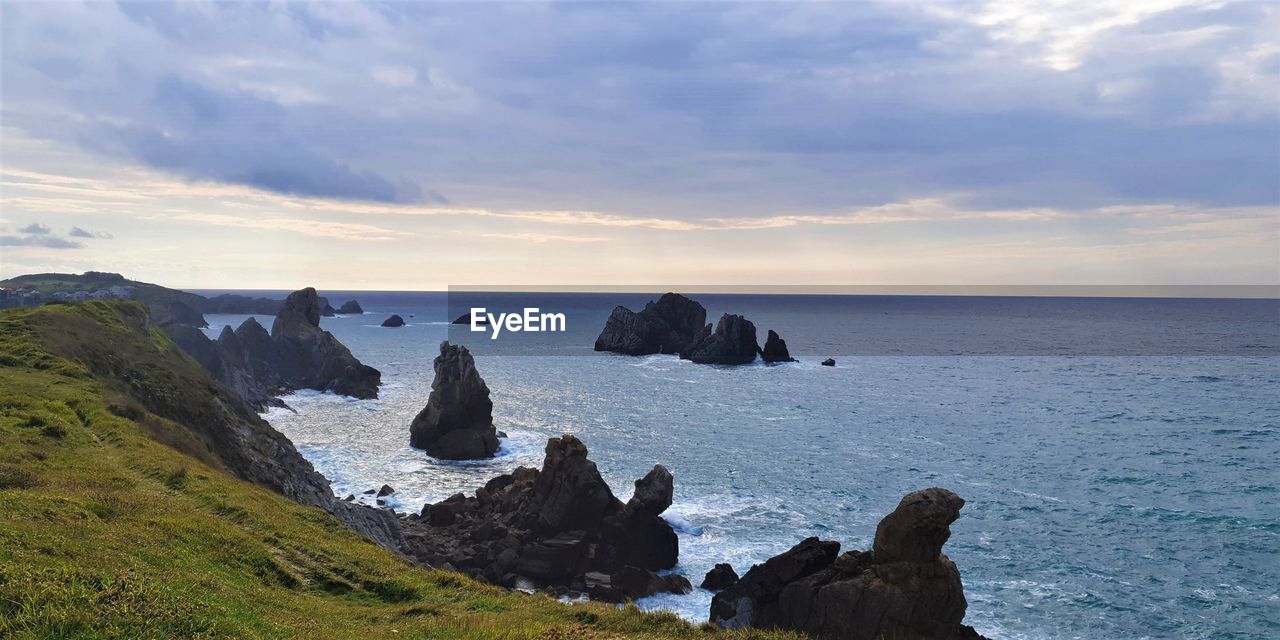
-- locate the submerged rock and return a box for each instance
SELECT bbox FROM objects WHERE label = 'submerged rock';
[336,300,364,314]
[594,292,707,355]
[709,488,988,640]
[409,341,499,459]
[760,329,796,363]
[402,435,682,602]
[381,314,405,327]
[680,314,759,365]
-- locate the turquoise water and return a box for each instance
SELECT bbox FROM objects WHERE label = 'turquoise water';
[202,292,1280,638]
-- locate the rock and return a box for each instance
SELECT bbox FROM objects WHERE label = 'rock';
[343,494,355,501]
[381,314,406,327]
[318,297,336,317]
[709,488,988,640]
[680,314,759,365]
[363,488,377,495]
[148,299,208,328]
[402,435,680,603]
[453,313,487,325]
[336,300,364,314]
[594,293,707,355]
[701,563,740,591]
[377,484,395,497]
[200,294,283,315]
[821,358,836,367]
[760,329,796,363]
[409,342,499,459]
[270,288,381,399]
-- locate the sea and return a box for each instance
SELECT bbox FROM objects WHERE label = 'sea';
[193,290,1280,640]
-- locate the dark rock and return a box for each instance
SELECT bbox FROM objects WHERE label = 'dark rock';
[363,488,377,495]
[201,294,283,315]
[377,484,395,497]
[402,435,680,603]
[409,342,499,459]
[318,297,336,317]
[701,563,740,590]
[343,494,355,501]
[709,488,988,640]
[336,300,364,314]
[594,293,707,355]
[271,288,381,399]
[680,314,759,365]
[453,313,487,325]
[821,358,836,367]
[381,314,406,327]
[148,298,207,328]
[760,330,796,363]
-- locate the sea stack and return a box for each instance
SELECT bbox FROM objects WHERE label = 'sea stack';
[337,300,364,314]
[381,314,405,327]
[709,488,988,640]
[271,287,381,399]
[409,341,499,459]
[679,313,759,364]
[594,292,707,355]
[760,329,796,363]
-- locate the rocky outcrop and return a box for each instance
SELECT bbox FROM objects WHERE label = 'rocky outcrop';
[200,294,284,315]
[709,488,988,640]
[336,300,364,314]
[594,293,707,355]
[164,288,380,408]
[409,342,499,459]
[760,330,796,363]
[318,297,336,317]
[403,435,684,602]
[680,314,759,365]
[701,563,740,591]
[821,358,836,367]
[148,299,207,327]
[381,314,406,327]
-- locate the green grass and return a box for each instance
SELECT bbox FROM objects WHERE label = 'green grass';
[0,302,797,640]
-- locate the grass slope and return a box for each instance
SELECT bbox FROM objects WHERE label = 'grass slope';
[0,301,795,640]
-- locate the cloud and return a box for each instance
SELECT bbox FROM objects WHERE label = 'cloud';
[169,212,407,241]
[0,234,82,249]
[18,222,51,234]
[69,225,112,239]
[479,232,606,243]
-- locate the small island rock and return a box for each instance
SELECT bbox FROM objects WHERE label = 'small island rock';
[336,300,364,314]
[680,314,759,365]
[760,329,796,363]
[821,358,836,367]
[381,314,406,327]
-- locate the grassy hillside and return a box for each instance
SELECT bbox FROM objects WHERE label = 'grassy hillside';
[0,301,795,640]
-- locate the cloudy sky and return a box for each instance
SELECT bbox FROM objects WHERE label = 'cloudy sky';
[1,0,1277,289]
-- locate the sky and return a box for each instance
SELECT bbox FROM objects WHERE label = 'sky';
[1,0,1277,290]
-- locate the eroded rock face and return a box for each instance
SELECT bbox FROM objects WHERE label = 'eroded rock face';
[680,314,759,365]
[403,435,682,602]
[709,488,988,640]
[409,341,499,459]
[594,293,707,355]
[760,329,796,363]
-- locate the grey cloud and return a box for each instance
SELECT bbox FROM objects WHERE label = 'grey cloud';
[69,226,112,239]
[1,235,83,249]
[18,222,51,234]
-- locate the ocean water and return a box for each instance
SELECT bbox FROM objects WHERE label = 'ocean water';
[199,292,1280,639]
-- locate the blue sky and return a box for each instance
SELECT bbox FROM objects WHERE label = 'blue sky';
[1,1,1276,289]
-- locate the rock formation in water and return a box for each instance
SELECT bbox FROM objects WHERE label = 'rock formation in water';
[594,292,707,355]
[760,329,796,363]
[409,341,499,459]
[680,314,760,365]
[709,488,988,640]
[163,287,380,408]
[821,358,836,367]
[336,300,364,314]
[701,563,740,591]
[271,288,380,399]
[381,314,405,327]
[403,435,685,602]
[200,293,285,315]
[319,297,336,317]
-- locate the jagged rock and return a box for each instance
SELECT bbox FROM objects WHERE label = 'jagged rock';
[821,358,836,367]
[318,296,336,317]
[377,484,396,497]
[271,288,381,399]
[402,435,681,602]
[680,314,759,365]
[148,299,207,327]
[336,300,364,314]
[381,314,405,327]
[409,341,499,459]
[701,563,740,591]
[760,330,796,363]
[709,488,988,640]
[594,293,707,355]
